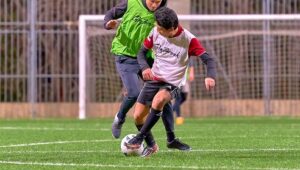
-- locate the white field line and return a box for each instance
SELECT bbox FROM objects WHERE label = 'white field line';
[0,137,188,148]
[0,139,117,148]
[1,135,300,149]
[0,126,175,132]
[0,126,178,132]
[0,127,110,131]
[2,126,300,134]
[0,136,271,149]
[2,126,300,138]
[0,160,199,169]
[2,126,300,141]
[189,148,300,152]
[0,160,300,170]
[1,148,300,154]
[0,137,204,148]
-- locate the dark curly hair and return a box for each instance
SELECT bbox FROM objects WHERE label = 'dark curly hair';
[154,7,178,30]
[160,0,168,7]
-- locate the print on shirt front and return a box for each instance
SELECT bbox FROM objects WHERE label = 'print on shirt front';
[132,15,153,27]
[154,43,180,58]
[143,26,206,87]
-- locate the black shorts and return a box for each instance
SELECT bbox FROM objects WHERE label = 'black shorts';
[137,81,180,106]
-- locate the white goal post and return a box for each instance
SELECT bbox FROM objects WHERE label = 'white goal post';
[79,15,104,119]
[79,14,300,119]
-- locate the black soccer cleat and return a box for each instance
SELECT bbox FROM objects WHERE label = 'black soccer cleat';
[167,138,191,151]
[125,134,144,150]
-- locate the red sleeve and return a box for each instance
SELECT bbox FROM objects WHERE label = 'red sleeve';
[188,38,206,57]
[143,36,153,49]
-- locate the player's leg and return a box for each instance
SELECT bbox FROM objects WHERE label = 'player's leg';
[112,56,141,138]
[128,84,191,152]
[162,102,175,141]
[126,88,170,157]
[176,83,190,125]
[180,92,188,104]
[161,102,190,150]
[133,102,159,156]
[127,81,159,147]
[173,90,187,117]
[175,91,187,125]
[134,103,156,148]
[138,89,172,136]
[127,88,171,146]
[125,82,164,143]
[172,92,182,117]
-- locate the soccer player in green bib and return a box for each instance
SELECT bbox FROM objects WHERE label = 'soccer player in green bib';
[104,0,190,156]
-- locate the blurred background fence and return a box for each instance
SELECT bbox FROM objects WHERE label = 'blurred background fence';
[0,0,300,118]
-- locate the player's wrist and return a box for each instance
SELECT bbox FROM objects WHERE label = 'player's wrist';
[142,67,150,71]
[205,76,216,81]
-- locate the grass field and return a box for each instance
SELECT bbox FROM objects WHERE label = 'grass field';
[1,117,300,170]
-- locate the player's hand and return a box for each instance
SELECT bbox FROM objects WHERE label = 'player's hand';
[142,68,153,81]
[106,20,118,29]
[205,77,215,91]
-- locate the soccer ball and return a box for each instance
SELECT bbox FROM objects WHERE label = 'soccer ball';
[120,134,145,156]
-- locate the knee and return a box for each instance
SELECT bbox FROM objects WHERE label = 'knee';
[126,88,140,99]
[152,96,168,109]
[123,89,139,101]
[133,112,145,124]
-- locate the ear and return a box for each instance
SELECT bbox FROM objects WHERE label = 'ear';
[171,27,177,32]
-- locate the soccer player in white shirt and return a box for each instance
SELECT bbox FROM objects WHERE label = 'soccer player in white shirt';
[125,7,216,157]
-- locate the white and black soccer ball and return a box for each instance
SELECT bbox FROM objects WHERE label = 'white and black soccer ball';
[120,134,145,156]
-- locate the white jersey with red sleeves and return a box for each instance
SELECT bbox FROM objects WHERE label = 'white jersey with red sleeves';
[143,25,206,87]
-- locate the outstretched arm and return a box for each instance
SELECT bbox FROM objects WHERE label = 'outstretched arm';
[103,0,127,30]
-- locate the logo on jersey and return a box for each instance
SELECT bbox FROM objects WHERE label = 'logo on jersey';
[132,15,153,27]
[154,43,180,58]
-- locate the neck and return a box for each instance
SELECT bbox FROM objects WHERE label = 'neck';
[171,25,182,37]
